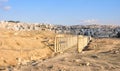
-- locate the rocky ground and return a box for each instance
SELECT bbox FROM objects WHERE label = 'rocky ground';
[15,38,120,71]
[0,28,120,71]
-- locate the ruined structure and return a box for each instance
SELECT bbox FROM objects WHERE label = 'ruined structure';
[54,35,91,53]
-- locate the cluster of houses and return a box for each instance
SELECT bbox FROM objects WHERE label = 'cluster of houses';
[0,21,54,31]
[0,21,120,38]
[54,24,120,38]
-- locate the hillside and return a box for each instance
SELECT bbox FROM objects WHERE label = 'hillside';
[18,38,120,71]
[0,23,120,71]
[0,28,56,66]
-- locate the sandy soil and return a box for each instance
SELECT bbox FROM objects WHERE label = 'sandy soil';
[0,28,120,71]
[17,38,120,71]
[0,28,56,67]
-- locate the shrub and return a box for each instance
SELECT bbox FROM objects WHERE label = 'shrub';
[117,32,120,38]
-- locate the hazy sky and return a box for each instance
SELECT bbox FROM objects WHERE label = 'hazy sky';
[0,0,120,25]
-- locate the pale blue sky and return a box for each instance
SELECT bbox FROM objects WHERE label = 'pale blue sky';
[0,0,120,25]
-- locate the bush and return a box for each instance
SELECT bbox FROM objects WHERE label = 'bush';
[8,20,20,23]
[117,32,120,38]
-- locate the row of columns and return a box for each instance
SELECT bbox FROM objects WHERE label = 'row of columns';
[54,35,91,53]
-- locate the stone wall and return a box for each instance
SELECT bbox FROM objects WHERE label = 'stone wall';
[54,35,77,52]
[78,36,91,52]
[54,35,91,52]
